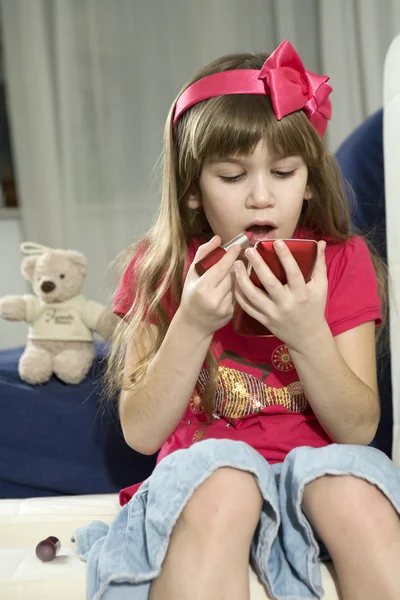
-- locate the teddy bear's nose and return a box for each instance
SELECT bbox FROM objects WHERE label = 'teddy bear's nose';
[41,281,56,293]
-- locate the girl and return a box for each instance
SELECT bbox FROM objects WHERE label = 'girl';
[74,40,400,600]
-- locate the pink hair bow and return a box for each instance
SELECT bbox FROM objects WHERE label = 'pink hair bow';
[259,40,332,137]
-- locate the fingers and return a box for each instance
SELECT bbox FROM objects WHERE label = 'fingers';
[245,240,324,299]
[234,259,275,312]
[272,240,326,288]
[193,237,242,287]
[311,240,327,281]
[213,245,243,287]
[194,235,222,261]
[269,241,305,291]
[232,240,328,338]
[234,282,271,326]
[244,246,285,303]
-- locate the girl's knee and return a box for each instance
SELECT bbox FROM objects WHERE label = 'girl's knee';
[180,467,262,535]
[303,474,396,526]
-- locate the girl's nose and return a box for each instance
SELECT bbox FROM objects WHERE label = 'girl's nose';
[246,175,275,209]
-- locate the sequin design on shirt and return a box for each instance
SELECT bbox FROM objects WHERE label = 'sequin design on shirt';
[195,367,307,419]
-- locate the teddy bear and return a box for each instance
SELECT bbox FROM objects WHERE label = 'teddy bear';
[0,242,120,385]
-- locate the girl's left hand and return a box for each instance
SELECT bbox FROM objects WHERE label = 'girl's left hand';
[233,240,328,353]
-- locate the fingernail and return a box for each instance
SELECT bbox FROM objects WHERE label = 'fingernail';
[233,261,240,274]
[274,240,284,249]
[245,248,255,258]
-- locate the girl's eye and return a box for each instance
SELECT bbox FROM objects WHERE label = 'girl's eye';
[220,174,245,183]
[272,170,295,178]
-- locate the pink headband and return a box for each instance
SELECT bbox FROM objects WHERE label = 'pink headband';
[173,40,332,137]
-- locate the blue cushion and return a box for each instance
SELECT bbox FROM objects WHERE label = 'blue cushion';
[0,344,157,498]
[336,109,386,259]
[335,108,392,458]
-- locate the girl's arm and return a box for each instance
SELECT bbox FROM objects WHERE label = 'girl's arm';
[119,236,241,455]
[119,314,212,455]
[287,320,380,445]
[234,240,381,445]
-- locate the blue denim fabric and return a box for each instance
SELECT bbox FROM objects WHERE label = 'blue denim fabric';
[73,439,400,599]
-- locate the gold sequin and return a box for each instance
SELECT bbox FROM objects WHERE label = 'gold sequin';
[196,367,307,419]
[192,428,206,443]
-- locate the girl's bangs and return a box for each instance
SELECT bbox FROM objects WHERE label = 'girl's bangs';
[191,95,319,165]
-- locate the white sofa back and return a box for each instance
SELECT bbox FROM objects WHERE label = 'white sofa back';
[383,33,400,465]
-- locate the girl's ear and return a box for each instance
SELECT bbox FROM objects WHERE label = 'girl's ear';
[304,185,313,200]
[186,189,202,209]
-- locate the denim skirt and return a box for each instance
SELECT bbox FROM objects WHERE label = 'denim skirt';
[73,439,400,599]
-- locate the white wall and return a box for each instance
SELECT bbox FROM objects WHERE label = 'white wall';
[0,214,28,349]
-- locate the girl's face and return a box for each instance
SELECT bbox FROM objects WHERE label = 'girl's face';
[190,139,312,244]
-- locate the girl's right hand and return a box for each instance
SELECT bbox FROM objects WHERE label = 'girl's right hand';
[177,236,242,337]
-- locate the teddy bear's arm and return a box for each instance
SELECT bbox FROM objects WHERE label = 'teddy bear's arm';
[0,296,27,321]
[95,309,120,341]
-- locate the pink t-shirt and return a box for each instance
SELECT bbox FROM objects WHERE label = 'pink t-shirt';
[115,232,382,505]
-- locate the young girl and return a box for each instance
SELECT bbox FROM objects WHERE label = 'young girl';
[74,40,400,600]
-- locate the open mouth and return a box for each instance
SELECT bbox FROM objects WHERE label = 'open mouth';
[246,224,277,242]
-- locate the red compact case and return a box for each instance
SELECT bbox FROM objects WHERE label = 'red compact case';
[233,239,318,337]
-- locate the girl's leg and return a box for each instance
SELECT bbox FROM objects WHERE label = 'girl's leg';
[149,467,267,600]
[302,474,400,600]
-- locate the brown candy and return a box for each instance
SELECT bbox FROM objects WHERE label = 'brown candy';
[35,536,61,562]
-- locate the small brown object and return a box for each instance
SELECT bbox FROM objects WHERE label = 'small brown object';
[35,536,61,562]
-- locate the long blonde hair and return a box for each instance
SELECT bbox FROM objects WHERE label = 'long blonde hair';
[105,52,387,418]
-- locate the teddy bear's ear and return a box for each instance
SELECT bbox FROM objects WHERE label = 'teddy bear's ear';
[21,256,38,281]
[68,251,87,276]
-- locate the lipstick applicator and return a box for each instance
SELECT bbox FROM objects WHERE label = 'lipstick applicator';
[195,231,253,276]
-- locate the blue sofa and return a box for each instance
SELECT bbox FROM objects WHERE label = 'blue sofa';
[0,344,157,498]
[0,109,391,498]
